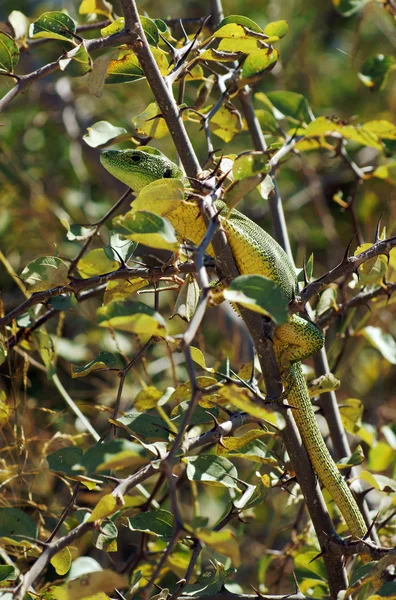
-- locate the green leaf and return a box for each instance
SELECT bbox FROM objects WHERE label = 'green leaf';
[115,411,170,441]
[50,547,72,576]
[71,351,117,378]
[59,41,92,77]
[83,121,128,148]
[0,508,38,543]
[83,439,147,474]
[33,330,55,377]
[132,102,169,139]
[105,231,137,263]
[337,444,365,469]
[0,390,9,428]
[0,565,16,582]
[0,32,19,73]
[64,223,94,241]
[358,54,395,91]
[266,91,312,123]
[140,16,159,46]
[48,294,77,310]
[215,15,262,33]
[183,562,233,596]
[224,275,289,324]
[77,248,119,278]
[185,455,238,489]
[92,520,118,552]
[263,20,288,42]
[105,50,144,84]
[308,373,340,397]
[29,11,77,43]
[373,160,396,184]
[232,152,270,181]
[256,109,278,134]
[20,256,69,292]
[241,49,278,80]
[128,509,173,537]
[217,437,277,466]
[224,175,264,210]
[333,0,371,17]
[362,326,396,365]
[47,446,84,477]
[79,0,113,17]
[114,210,179,251]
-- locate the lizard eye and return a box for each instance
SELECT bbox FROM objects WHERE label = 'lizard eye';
[163,168,172,178]
[130,154,141,163]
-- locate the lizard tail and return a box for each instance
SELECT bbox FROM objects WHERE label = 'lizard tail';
[287,362,367,541]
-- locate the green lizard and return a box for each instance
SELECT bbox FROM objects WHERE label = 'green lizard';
[100,147,367,541]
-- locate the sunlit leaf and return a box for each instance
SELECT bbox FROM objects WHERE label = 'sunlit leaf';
[20,256,69,292]
[103,278,148,305]
[92,520,118,553]
[140,16,159,46]
[368,442,396,472]
[0,390,9,428]
[359,471,396,492]
[339,398,363,435]
[132,102,169,139]
[134,386,163,411]
[241,49,278,81]
[337,444,364,469]
[71,351,117,378]
[373,160,396,184]
[263,20,288,42]
[29,11,77,43]
[208,103,243,143]
[101,17,124,36]
[51,569,128,600]
[185,455,238,489]
[219,384,279,426]
[88,494,119,522]
[51,547,72,576]
[114,210,179,251]
[224,275,289,324]
[105,50,144,84]
[307,373,340,397]
[232,152,269,181]
[97,300,166,336]
[0,32,19,73]
[83,121,128,148]
[255,109,278,134]
[79,0,113,17]
[218,38,261,54]
[131,177,184,216]
[77,248,119,278]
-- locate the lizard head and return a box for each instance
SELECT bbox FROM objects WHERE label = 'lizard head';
[100,148,184,192]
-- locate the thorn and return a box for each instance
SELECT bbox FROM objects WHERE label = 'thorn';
[364,511,380,540]
[309,550,326,563]
[302,256,309,286]
[179,18,189,44]
[342,234,356,265]
[209,152,224,178]
[374,210,385,243]
[159,32,176,57]
[291,571,301,593]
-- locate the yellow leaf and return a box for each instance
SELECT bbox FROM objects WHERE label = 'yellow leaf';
[219,384,279,425]
[0,390,10,427]
[103,278,148,304]
[88,494,119,522]
[77,248,119,279]
[196,529,241,566]
[132,102,169,139]
[50,546,72,576]
[79,0,112,17]
[51,570,128,600]
[134,386,163,411]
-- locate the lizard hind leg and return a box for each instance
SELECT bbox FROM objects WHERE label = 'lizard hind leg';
[274,315,324,369]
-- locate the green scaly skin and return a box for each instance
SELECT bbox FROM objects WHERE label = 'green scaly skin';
[100,148,367,540]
